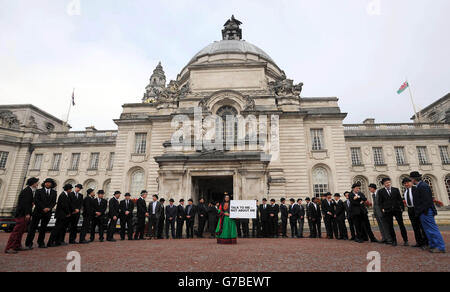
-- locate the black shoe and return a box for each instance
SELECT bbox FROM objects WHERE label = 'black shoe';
[412,244,422,248]
[371,239,379,243]
[355,239,364,243]
[24,246,33,251]
[107,239,116,242]
[403,241,409,247]
[47,243,56,248]
[69,241,77,244]
[79,240,89,244]
[99,239,104,242]
[38,244,47,249]
[392,241,397,246]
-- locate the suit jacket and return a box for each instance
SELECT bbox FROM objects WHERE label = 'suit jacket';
[378,187,404,213]
[298,204,306,218]
[259,204,270,222]
[288,204,299,221]
[136,197,148,218]
[93,198,107,217]
[334,200,346,220]
[119,199,135,217]
[55,192,72,219]
[82,196,95,217]
[166,204,177,220]
[197,203,208,220]
[69,192,84,213]
[268,204,279,220]
[15,186,34,218]
[280,204,288,221]
[414,181,436,217]
[308,203,322,219]
[185,204,197,219]
[32,188,57,216]
[177,205,186,221]
[321,200,335,217]
[349,192,369,216]
[344,199,352,218]
[108,198,120,218]
[372,191,383,217]
[148,201,163,217]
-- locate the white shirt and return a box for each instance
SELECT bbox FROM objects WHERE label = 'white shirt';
[152,201,157,214]
[45,188,51,195]
[405,188,414,208]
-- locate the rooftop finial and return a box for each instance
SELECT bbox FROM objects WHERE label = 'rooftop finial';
[222,15,242,40]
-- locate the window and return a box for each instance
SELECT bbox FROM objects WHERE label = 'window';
[103,180,111,197]
[135,133,147,154]
[373,147,385,166]
[32,154,43,170]
[395,147,407,165]
[64,179,77,186]
[69,153,81,170]
[108,152,115,170]
[84,180,97,191]
[422,175,435,199]
[50,153,62,170]
[130,169,145,196]
[350,148,362,166]
[439,146,450,165]
[312,167,329,197]
[311,129,325,151]
[0,151,9,169]
[445,175,450,201]
[216,105,238,142]
[89,153,100,170]
[417,146,429,165]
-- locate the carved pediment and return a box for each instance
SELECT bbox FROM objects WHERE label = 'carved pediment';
[0,110,20,129]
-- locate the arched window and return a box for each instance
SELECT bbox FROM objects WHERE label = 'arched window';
[130,169,145,196]
[216,105,238,142]
[376,175,390,188]
[312,167,329,197]
[422,175,435,199]
[103,179,111,197]
[84,180,97,192]
[353,176,369,196]
[445,175,450,201]
[64,179,77,187]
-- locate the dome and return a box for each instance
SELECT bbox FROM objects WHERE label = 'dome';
[188,40,276,66]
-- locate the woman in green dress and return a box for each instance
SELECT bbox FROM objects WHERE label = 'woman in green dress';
[216,195,237,244]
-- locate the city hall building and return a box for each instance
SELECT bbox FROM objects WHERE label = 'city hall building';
[0,17,449,216]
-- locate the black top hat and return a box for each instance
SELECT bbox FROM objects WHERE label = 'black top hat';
[86,188,94,195]
[140,190,148,194]
[75,184,83,190]
[63,184,73,191]
[280,198,286,202]
[351,183,361,189]
[262,198,267,201]
[179,199,185,203]
[114,191,121,196]
[289,198,295,202]
[369,183,377,189]
[42,178,56,189]
[97,190,105,195]
[124,193,131,197]
[402,177,412,184]
[153,194,159,199]
[270,199,276,202]
[410,171,422,179]
[159,198,165,202]
[188,198,193,202]
[381,177,391,185]
[297,198,303,202]
[169,199,175,202]
[26,177,39,186]
[334,193,341,197]
[325,192,332,196]
[305,197,310,201]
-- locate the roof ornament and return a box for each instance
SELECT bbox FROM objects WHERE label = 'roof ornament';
[222,15,242,40]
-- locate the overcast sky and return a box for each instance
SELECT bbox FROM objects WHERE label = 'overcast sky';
[0,0,449,130]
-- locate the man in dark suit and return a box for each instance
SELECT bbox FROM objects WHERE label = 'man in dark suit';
[344,192,355,240]
[148,194,163,239]
[350,184,378,243]
[90,190,107,242]
[268,199,279,238]
[322,192,337,239]
[157,198,166,239]
[410,171,446,253]
[119,193,134,241]
[297,199,306,238]
[106,191,121,242]
[25,178,57,249]
[134,191,149,240]
[334,193,348,240]
[378,177,408,246]
[207,201,218,238]
[47,184,73,247]
[165,199,177,239]
[185,199,197,238]
[252,200,261,238]
[176,199,186,239]
[308,197,322,238]
[5,177,39,254]
[68,184,83,244]
[260,198,270,237]
[288,198,299,238]
[280,198,288,238]
[197,198,208,238]
[402,177,428,248]
[79,188,95,244]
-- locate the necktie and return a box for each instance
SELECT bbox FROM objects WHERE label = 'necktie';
[126,200,129,209]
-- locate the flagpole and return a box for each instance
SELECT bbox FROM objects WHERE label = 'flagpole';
[64,88,74,128]
[406,78,421,123]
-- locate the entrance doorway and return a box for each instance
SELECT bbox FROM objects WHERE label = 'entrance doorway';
[192,176,234,204]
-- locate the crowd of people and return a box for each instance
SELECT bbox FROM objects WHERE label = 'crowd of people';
[3,171,446,254]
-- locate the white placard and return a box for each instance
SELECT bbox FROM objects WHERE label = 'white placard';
[230,200,257,219]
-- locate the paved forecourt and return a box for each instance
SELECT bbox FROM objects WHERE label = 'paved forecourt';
[0,231,449,272]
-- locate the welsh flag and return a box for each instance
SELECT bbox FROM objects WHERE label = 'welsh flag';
[397,81,409,94]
